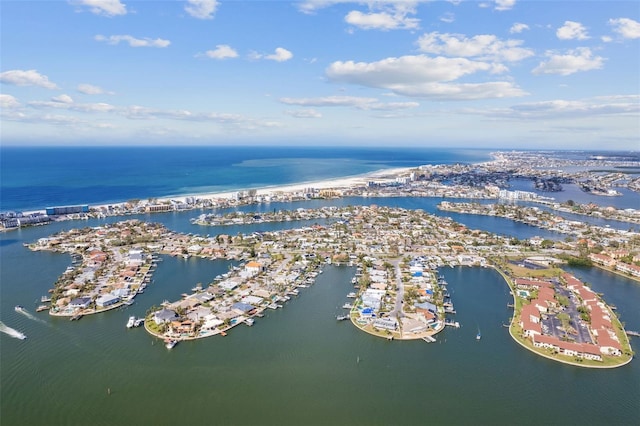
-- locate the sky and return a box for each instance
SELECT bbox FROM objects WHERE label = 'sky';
[0,0,639,149]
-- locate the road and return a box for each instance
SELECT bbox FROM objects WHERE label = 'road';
[391,260,404,319]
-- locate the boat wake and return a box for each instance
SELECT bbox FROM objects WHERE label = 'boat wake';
[16,307,46,324]
[0,321,27,340]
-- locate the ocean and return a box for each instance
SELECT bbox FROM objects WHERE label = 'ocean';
[0,146,491,212]
[1,147,639,425]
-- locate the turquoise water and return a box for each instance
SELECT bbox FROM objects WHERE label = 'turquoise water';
[1,205,639,425]
[0,146,491,211]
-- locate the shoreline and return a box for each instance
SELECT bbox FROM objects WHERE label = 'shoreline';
[491,264,633,369]
[15,166,418,217]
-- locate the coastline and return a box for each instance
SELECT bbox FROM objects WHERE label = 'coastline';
[17,166,417,217]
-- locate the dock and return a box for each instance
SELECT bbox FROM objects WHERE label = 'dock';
[625,330,640,337]
[422,335,436,343]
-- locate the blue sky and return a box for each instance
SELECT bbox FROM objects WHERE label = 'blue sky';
[1,0,638,149]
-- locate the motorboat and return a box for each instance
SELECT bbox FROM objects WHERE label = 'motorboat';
[126,316,135,328]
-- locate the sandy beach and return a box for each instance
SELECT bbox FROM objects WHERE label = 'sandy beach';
[81,166,415,212]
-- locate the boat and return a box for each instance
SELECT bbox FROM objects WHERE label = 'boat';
[347,292,357,298]
[476,330,481,340]
[342,303,353,309]
[14,305,25,313]
[245,318,255,326]
[126,316,135,328]
[165,339,177,349]
[336,315,349,321]
[40,296,52,303]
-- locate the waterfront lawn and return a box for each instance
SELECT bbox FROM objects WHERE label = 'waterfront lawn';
[511,323,633,368]
[504,263,563,279]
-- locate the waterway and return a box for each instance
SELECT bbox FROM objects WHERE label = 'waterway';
[1,200,639,425]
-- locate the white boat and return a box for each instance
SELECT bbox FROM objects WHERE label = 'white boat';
[14,305,25,313]
[126,316,135,328]
[476,330,481,340]
[245,318,255,326]
[165,339,177,349]
[342,303,353,309]
[347,292,357,298]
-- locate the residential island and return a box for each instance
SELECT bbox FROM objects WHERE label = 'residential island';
[28,201,635,367]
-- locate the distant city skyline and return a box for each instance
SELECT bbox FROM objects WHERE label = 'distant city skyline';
[1,0,639,149]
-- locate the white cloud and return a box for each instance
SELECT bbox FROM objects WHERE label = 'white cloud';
[29,99,116,113]
[495,0,516,11]
[472,96,640,120]
[52,94,74,104]
[510,23,529,34]
[25,98,280,129]
[185,0,219,20]
[328,56,489,85]
[299,1,420,30]
[363,101,420,111]
[298,1,362,14]
[440,12,455,24]
[345,10,419,31]
[77,83,110,95]
[0,94,20,109]
[533,47,604,76]
[71,0,127,17]
[556,21,590,40]
[609,18,640,39]
[0,69,59,89]
[280,96,378,108]
[201,44,238,59]
[601,35,613,43]
[284,109,323,118]
[265,47,293,62]
[95,34,170,48]
[417,32,534,62]
[326,55,527,100]
[280,95,419,111]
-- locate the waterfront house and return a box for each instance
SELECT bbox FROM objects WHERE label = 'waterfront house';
[520,304,542,338]
[170,320,195,335]
[153,308,178,325]
[615,262,640,277]
[232,302,256,316]
[68,296,92,310]
[373,317,398,331]
[588,253,617,268]
[96,294,120,308]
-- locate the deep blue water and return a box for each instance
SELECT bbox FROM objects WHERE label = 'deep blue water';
[0,146,491,211]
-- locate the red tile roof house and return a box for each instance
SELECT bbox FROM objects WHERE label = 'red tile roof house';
[616,262,640,277]
[588,253,617,268]
[520,304,542,338]
[532,335,603,361]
